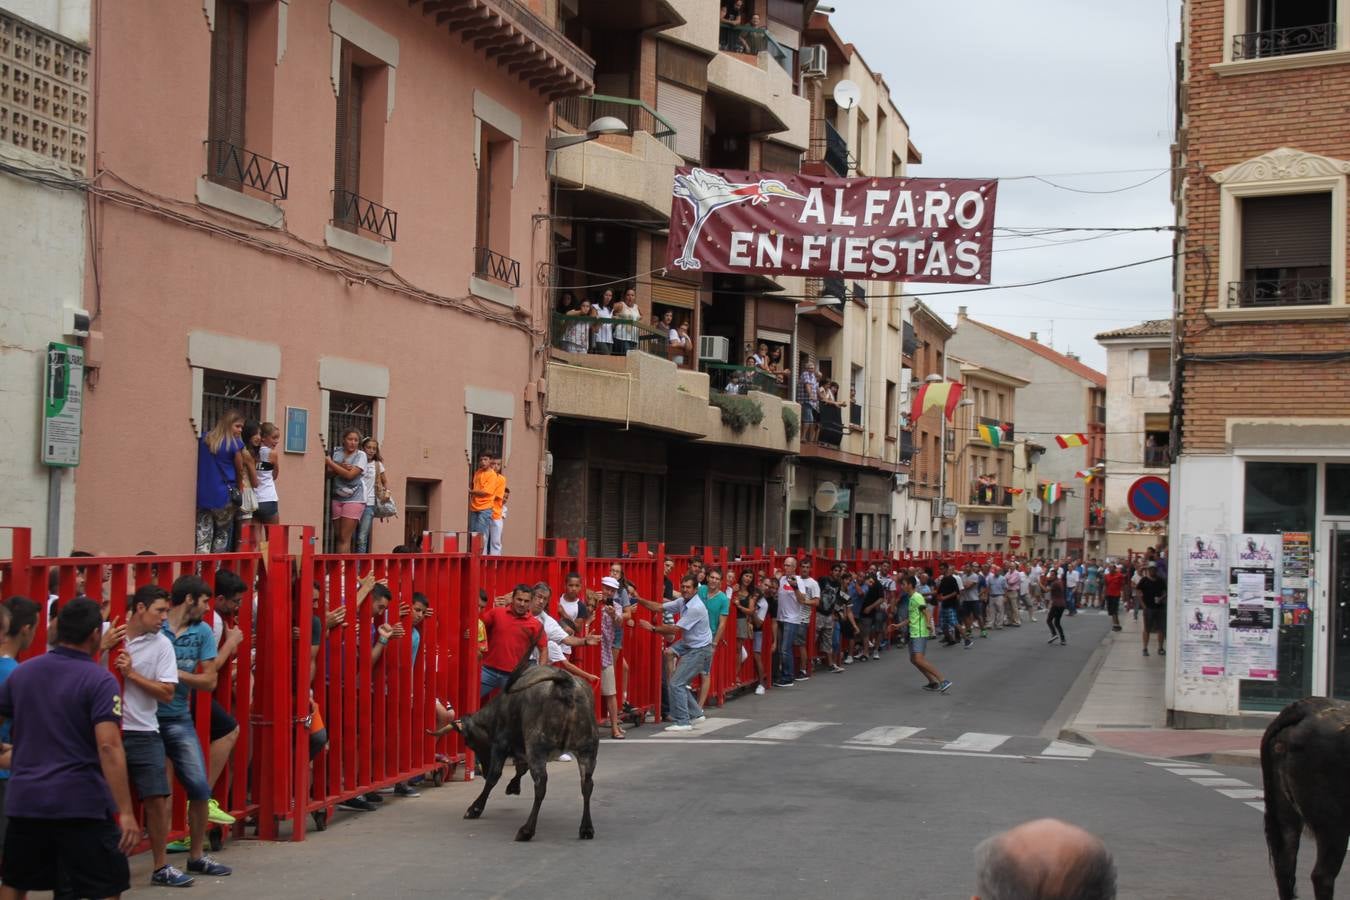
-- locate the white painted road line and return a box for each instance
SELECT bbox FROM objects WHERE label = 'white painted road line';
[1166,767,1223,776]
[1041,740,1095,758]
[688,717,747,735]
[943,732,1012,753]
[1147,761,1196,767]
[1191,777,1251,788]
[747,721,837,741]
[1218,788,1265,800]
[1246,801,1267,812]
[847,726,925,746]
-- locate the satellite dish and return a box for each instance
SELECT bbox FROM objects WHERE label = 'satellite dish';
[1027,497,1044,515]
[832,80,861,110]
[814,481,839,513]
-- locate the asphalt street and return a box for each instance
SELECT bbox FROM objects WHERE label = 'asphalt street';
[128,613,1296,899]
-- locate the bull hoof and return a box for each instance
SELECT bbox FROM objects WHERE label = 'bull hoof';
[579,824,595,840]
[505,780,522,796]
[464,806,483,819]
[514,827,535,842]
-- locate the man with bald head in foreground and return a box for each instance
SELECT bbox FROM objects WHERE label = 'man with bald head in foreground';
[973,818,1117,900]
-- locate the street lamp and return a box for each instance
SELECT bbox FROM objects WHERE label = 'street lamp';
[545,116,629,151]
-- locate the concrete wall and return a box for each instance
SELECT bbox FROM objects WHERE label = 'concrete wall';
[946,322,1093,552]
[6,0,87,41]
[0,147,84,556]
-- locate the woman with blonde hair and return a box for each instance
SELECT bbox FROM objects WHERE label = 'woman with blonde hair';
[195,410,246,553]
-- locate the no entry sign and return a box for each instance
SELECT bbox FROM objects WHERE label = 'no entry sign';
[1127,476,1170,522]
[1009,535,1022,549]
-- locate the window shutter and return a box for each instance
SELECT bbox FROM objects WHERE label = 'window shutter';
[1241,193,1331,269]
[665,478,704,552]
[600,474,623,556]
[760,140,801,174]
[334,44,363,226]
[208,2,248,181]
[642,474,664,541]
[622,472,642,544]
[656,80,703,162]
[586,467,602,549]
[649,277,697,310]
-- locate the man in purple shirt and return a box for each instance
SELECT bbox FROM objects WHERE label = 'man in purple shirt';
[0,598,139,898]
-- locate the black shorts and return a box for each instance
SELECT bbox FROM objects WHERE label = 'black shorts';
[1145,608,1167,634]
[960,600,981,620]
[2,816,131,899]
[211,698,239,742]
[1106,596,1120,616]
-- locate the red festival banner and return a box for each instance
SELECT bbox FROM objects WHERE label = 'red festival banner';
[666,167,999,285]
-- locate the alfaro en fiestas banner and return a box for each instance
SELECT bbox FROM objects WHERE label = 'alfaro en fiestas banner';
[667,167,998,285]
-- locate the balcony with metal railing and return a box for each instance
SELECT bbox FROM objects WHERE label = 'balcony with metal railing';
[902,321,919,358]
[706,24,810,150]
[702,362,791,399]
[474,247,521,288]
[205,141,289,200]
[549,94,684,218]
[806,119,851,177]
[1233,22,1336,59]
[331,190,397,242]
[1228,276,1332,307]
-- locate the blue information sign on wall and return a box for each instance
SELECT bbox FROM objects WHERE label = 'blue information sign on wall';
[285,406,309,454]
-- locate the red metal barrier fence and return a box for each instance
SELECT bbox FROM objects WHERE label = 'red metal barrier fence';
[0,525,1009,846]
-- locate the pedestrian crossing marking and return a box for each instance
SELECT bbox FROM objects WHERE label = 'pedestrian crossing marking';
[689,717,747,735]
[1166,767,1222,776]
[1147,761,1196,767]
[1217,788,1264,800]
[1245,801,1266,812]
[847,726,925,746]
[943,732,1011,753]
[1191,777,1251,788]
[747,720,837,741]
[1041,740,1095,758]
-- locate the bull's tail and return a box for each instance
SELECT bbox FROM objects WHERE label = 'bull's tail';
[501,638,542,696]
[1261,698,1323,870]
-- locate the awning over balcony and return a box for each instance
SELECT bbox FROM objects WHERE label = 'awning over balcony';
[410,0,595,100]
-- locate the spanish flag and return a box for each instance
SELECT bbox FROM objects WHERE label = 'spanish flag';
[910,380,964,424]
[1075,469,1095,483]
[1055,433,1088,449]
[1042,482,1062,504]
[977,423,1004,447]
[1004,487,1025,496]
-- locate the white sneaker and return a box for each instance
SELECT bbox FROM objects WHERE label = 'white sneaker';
[692,715,706,725]
[871,652,881,660]
[842,656,854,665]
[754,684,765,695]
[664,723,693,733]
[558,753,573,761]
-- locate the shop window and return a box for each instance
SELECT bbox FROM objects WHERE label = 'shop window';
[1243,461,1316,533]
[1327,464,1350,515]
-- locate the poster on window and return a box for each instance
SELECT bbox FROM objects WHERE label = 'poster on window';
[1226,534,1280,681]
[1181,595,1228,676]
[1180,534,1226,598]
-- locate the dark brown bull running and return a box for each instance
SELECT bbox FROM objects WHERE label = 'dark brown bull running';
[431,654,599,841]
[1262,697,1350,899]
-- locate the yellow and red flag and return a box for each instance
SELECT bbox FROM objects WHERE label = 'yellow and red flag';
[910,380,965,424]
[1055,433,1088,449]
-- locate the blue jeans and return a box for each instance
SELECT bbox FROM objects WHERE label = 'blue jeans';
[669,645,711,725]
[776,621,800,683]
[158,717,212,802]
[480,665,513,699]
[355,504,375,553]
[470,508,492,548]
[1067,589,1078,612]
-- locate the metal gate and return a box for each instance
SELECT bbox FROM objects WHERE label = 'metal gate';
[323,393,375,552]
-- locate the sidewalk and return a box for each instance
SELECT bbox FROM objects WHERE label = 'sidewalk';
[1062,609,1263,767]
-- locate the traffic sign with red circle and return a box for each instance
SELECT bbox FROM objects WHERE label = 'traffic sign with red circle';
[1009,535,1022,549]
[1127,476,1170,522]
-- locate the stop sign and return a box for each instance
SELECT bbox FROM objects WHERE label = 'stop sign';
[1009,535,1022,549]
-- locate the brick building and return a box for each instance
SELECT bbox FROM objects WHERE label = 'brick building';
[1169,0,1350,724]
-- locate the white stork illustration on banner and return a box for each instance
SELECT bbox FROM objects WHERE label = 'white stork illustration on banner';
[672,168,809,270]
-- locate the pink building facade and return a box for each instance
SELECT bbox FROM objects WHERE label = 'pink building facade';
[75,0,592,553]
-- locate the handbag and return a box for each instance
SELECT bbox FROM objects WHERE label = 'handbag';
[211,448,243,508]
[240,483,258,515]
[374,493,398,519]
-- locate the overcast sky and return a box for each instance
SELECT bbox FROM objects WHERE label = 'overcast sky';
[827,0,1180,370]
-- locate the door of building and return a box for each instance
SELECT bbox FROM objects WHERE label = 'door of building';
[1328,526,1350,699]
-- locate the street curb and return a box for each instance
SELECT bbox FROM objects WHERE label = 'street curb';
[1172,750,1261,768]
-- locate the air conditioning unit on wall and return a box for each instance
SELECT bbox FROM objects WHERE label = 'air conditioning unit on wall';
[800,44,827,77]
[699,335,730,362]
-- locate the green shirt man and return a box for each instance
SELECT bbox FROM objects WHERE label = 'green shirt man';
[907,590,931,640]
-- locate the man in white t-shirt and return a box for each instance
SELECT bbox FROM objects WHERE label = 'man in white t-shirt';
[116,585,188,886]
[1065,562,1081,615]
[797,560,821,678]
[774,557,808,687]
